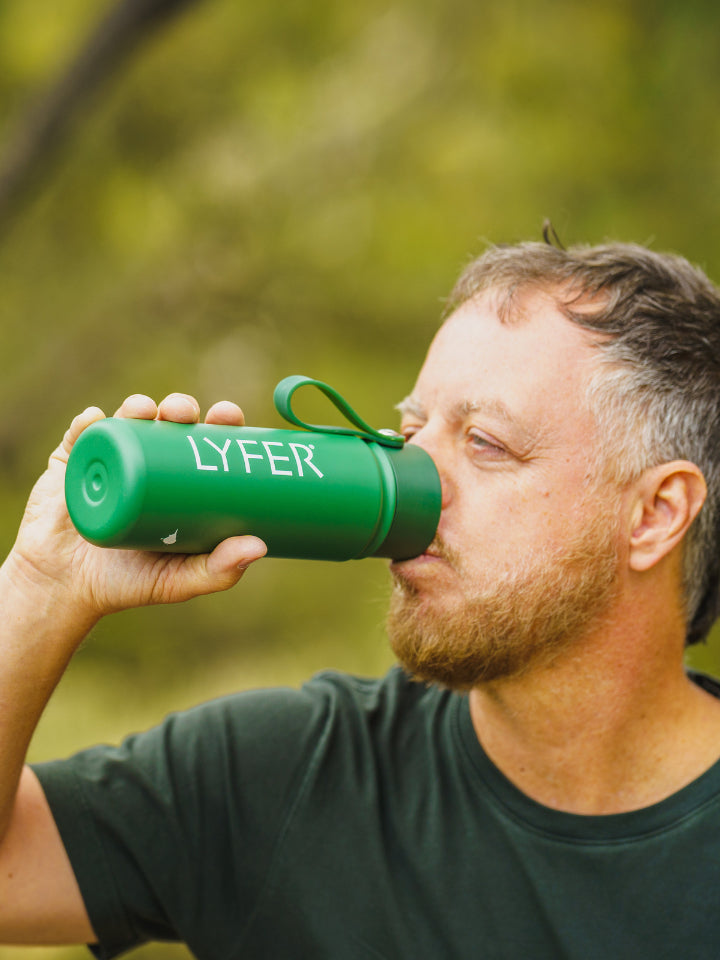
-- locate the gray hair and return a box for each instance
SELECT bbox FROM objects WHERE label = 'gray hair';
[447,238,720,645]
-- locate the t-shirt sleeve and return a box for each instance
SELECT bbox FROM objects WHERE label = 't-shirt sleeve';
[32,683,332,959]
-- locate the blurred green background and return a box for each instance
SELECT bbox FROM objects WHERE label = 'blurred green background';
[2,0,720,958]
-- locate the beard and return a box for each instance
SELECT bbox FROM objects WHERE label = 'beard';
[386,509,621,691]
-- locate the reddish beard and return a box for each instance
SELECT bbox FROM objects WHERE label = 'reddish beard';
[386,517,620,691]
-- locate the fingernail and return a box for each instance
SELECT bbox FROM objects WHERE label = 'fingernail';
[238,537,267,567]
[176,396,198,416]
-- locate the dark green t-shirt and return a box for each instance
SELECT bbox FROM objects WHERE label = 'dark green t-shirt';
[34,668,720,959]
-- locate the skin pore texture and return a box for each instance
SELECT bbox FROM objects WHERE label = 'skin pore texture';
[387,289,622,689]
[387,289,720,814]
[387,509,620,690]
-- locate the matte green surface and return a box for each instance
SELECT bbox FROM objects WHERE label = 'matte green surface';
[65,417,441,561]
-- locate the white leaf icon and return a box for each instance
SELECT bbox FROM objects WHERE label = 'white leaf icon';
[162,530,179,545]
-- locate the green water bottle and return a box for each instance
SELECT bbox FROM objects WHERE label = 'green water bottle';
[64,376,441,561]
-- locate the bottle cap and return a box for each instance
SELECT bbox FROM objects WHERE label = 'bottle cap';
[372,442,441,560]
[65,418,148,545]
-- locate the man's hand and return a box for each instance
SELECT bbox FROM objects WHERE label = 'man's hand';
[5,392,268,628]
[0,393,267,945]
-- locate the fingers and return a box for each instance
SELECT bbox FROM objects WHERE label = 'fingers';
[114,394,157,419]
[92,392,242,432]
[114,393,200,423]
[157,393,201,423]
[205,400,245,427]
[153,395,245,426]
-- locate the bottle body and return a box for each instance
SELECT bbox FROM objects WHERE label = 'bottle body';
[65,417,441,561]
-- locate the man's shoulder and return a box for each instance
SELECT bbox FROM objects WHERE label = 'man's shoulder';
[229,665,456,744]
[302,664,449,710]
[149,665,455,763]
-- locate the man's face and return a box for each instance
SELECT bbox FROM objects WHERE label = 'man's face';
[387,288,624,690]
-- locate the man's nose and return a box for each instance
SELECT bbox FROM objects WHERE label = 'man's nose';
[407,424,453,510]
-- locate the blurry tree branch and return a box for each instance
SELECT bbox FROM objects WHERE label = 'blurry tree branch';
[0,0,203,243]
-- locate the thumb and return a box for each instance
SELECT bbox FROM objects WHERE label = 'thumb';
[202,536,268,591]
[51,407,106,467]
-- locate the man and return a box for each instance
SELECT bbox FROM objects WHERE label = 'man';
[2,237,720,958]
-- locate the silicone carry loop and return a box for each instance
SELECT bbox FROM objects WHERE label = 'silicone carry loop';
[273,375,405,449]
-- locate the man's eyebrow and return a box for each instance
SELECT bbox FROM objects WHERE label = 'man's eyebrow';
[457,398,518,424]
[396,395,520,426]
[395,395,426,419]
[395,395,535,452]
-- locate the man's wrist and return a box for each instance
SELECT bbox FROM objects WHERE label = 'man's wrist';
[0,551,100,652]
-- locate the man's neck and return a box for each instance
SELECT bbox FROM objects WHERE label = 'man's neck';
[468,611,720,815]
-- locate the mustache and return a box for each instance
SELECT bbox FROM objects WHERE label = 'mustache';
[425,533,460,565]
[389,532,459,596]
[391,533,459,570]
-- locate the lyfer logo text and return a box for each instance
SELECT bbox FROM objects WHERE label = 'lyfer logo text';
[186,436,325,478]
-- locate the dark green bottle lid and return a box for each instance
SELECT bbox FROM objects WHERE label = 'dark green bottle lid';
[372,442,441,560]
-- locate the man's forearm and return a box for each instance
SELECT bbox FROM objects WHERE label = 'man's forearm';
[0,554,98,841]
[0,552,99,944]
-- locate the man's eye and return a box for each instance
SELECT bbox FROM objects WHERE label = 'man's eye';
[468,431,504,455]
[400,424,421,441]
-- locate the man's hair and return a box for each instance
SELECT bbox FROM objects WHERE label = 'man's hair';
[446,236,720,645]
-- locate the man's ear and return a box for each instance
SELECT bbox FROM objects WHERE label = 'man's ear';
[628,461,707,573]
